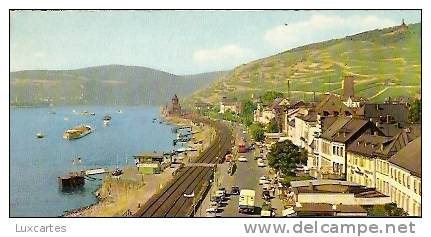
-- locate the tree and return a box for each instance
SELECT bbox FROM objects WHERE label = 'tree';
[267,140,306,176]
[240,100,256,127]
[250,123,265,142]
[266,118,279,133]
[241,100,256,116]
[408,99,421,123]
[261,91,284,104]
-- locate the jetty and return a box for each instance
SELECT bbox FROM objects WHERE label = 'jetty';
[58,168,108,190]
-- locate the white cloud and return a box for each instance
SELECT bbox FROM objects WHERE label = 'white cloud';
[264,13,399,50]
[193,44,255,65]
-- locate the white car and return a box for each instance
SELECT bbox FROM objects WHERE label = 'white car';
[259,176,269,185]
[206,207,218,213]
[257,160,266,167]
[238,156,248,162]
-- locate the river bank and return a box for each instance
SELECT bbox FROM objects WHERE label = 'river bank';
[64,114,216,217]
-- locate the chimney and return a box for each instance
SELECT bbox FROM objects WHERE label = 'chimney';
[386,114,390,123]
[380,144,384,151]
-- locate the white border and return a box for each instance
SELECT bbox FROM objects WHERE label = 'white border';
[1,1,428,237]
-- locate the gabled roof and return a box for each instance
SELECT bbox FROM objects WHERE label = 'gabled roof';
[347,134,394,157]
[297,110,318,122]
[315,93,354,116]
[388,137,421,177]
[321,117,379,143]
[347,126,421,159]
[377,127,421,159]
[269,98,289,110]
[356,103,408,123]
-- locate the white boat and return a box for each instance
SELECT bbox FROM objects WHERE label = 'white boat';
[85,168,107,175]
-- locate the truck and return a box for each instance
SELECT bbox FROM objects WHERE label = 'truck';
[238,189,255,214]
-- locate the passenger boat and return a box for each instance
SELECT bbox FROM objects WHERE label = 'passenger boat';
[103,115,112,126]
[63,125,92,140]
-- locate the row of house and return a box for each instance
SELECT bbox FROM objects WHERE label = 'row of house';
[253,81,421,215]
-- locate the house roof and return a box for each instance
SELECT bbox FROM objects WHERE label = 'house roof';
[357,103,408,123]
[321,117,374,143]
[294,203,367,214]
[376,127,421,159]
[315,93,354,116]
[388,137,421,177]
[347,134,394,157]
[297,110,318,122]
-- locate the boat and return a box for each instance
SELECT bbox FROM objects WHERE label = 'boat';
[63,125,92,140]
[80,111,96,116]
[103,115,112,126]
[112,168,123,177]
[48,111,56,115]
[36,132,44,138]
[117,110,123,114]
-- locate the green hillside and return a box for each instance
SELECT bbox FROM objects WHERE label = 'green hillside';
[188,22,421,104]
[10,65,227,106]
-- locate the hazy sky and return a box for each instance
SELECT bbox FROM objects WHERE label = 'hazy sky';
[10,10,421,74]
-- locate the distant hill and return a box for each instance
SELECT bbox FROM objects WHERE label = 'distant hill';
[188,22,421,105]
[10,65,227,106]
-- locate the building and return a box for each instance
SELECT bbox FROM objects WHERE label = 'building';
[315,93,355,117]
[346,127,421,216]
[294,203,367,217]
[291,180,391,206]
[376,137,421,216]
[133,152,172,174]
[318,117,384,177]
[356,102,409,124]
[163,94,182,117]
[254,98,289,125]
[219,96,241,114]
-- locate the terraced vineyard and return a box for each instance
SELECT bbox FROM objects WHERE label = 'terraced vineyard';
[187,23,421,104]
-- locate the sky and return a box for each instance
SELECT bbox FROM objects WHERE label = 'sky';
[10,10,421,75]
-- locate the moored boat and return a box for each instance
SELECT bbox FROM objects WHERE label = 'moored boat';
[103,115,112,126]
[36,132,44,138]
[63,125,92,140]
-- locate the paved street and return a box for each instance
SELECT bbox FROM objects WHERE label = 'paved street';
[197,122,283,217]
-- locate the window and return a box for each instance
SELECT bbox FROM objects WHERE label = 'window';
[340,147,344,157]
[333,146,336,155]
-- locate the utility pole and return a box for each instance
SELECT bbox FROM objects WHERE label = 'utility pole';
[287,80,291,100]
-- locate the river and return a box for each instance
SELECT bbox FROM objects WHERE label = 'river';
[10,106,180,217]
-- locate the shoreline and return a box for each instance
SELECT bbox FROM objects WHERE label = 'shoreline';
[64,113,215,217]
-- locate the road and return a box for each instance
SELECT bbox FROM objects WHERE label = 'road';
[196,122,273,217]
[134,118,233,217]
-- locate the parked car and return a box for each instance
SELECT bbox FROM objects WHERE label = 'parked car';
[257,159,266,167]
[206,207,219,213]
[238,156,248,162]
[231,186,240,195]
[295,164,310,173]
[259,176,270,185]
[217,187,226,196]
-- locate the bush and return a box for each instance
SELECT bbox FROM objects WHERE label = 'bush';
[250,123,265,142]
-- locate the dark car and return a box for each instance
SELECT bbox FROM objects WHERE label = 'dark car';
[231,186,240,195]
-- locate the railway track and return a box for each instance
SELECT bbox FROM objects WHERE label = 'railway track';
[134,118,232,217]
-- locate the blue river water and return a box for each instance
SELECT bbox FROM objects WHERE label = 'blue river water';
[10,106,180,217]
